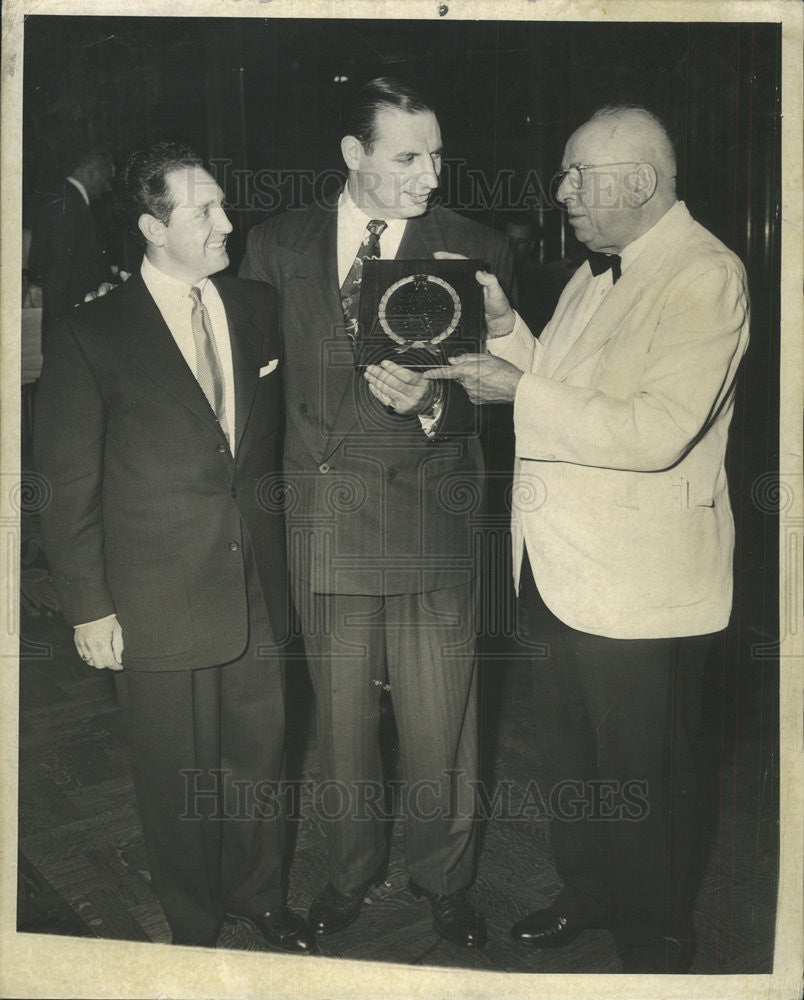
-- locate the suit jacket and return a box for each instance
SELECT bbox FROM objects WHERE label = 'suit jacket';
[240,195,514,595]
[490,202,750,639]
[34,271,288,670]
[34,181,112,342]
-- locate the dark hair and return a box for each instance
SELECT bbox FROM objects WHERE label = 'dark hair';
[342,76,436,152]
[67,145,114,175]
[121,140,203,232]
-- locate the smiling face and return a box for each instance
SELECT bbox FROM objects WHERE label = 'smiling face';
[144,165,233,284]
[344,107,442,219]
[557,118,645,255]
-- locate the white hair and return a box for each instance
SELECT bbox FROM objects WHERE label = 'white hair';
[588,105,677,183]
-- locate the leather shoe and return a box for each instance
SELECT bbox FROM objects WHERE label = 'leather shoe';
[409,880,487,949]
[309,869,385,935]
[252,907,317,955]
[510,906,608,948]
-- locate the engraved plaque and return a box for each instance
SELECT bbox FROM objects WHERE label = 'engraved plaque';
[355,258,485,370]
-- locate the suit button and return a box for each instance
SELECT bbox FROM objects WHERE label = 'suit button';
[229,541,240,552]
[386,468,396,480]
[319,463,330,474]
[218,443,227,453]
[230,487,237,498]
[299,402,308,415]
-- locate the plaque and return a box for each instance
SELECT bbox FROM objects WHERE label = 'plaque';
[355,258,485,370]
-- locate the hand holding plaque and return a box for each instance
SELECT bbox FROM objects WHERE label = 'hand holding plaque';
[355,258,485,370]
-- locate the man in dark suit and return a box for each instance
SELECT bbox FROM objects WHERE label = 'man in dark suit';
[240,77,513,949]
[34,141,315,953]
[33,146,116,349]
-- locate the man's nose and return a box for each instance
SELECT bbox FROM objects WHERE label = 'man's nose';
[215,207,234,234]
[418,157,440,190]
[556,174,574,205]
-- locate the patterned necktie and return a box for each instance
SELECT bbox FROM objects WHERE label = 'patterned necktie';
[189,285,229,444]
[340,219,387,341]
[587,251,622,284]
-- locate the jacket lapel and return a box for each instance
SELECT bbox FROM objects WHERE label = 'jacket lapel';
[550,203,695,382]
[211,277,263,457]
[126,274,225,438]
[547,268,628,381]
[396,208,444,260]
[287,196,342,334]
[284,199,362,457]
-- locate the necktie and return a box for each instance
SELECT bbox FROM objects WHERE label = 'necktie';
[189,286,229,443]
[340,219,387,341]
[587,251,622,284]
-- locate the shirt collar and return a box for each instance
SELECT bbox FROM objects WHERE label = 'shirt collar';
[66,176,90,206]
[141,253,209,299]
[338,184,407,237]
[620,200,683,272]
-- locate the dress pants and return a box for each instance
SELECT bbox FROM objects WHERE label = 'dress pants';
[518,553,713,965]
[294,578,479,896]
[115,554,286,944]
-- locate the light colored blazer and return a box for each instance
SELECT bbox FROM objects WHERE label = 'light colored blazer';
[490,202,750,639]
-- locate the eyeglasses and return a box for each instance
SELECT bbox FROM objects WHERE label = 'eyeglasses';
[554,162,642,190]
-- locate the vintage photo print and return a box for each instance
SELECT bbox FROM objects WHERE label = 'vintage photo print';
[1,1,801,998]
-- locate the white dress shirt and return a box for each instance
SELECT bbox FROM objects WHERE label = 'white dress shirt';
[336,185,407,284]
[502,201,688,364]
[141,254,236,450]
[66,176,90,206]
[337,186,442,433]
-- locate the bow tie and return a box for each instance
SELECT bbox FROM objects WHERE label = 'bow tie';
[587,252,622,283]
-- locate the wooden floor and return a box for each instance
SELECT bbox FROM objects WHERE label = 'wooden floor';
[18,587,778,975]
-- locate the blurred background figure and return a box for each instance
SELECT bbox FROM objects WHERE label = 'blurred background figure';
[502,211,583,335]
[503,211,539,267]
[30,144,117,352]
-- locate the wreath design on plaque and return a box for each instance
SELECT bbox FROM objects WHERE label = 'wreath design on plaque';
[377,273,462,351]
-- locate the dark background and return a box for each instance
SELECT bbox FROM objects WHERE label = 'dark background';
[21,10,781,918]
[23,11,781,719]
[23,18,780,276]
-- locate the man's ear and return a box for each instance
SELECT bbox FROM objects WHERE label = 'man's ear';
[341,134,364,171]
[625,164,658,206]
[138,213,166,247]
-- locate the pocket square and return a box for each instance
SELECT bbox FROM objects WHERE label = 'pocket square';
[259,359,279,377]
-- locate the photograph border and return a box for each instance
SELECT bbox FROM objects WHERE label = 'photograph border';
[2,2,801,998]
